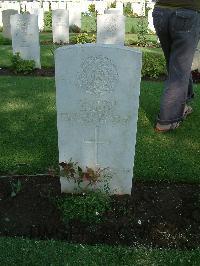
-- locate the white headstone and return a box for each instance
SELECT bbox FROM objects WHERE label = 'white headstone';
[116,1,123,14]
[43,2,50,12]
[67,3,81,28]
[52,9,69,43]
[147,2,155,33]
[25,2,33,13]
[95,1,107,15]
[3,1,20,13]
[10,14,41,68]
[55,44,142,195]
[51,1,59,10]
[32,8,44,31]
[131,0,145,17]
[104,8,122,15]
[192,41,200,71]
[33,1,41,9]
[97,14,125,45]
[20,1,27,12]
[0,8,2,27]
[81,1,90,13]
[2,9,18,39]
[58,1,66,9]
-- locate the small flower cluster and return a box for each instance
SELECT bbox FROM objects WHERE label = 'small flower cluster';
[59,159,108,188]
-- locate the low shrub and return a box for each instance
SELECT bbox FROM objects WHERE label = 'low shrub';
[136,18,148,47]
[88,4,95,13]
[110,1,116,8]
[44,11,52,32]
[70,35,78,44]
[123,2,133,17]
[69,24,81,33]
[56,191,111,224]
[76,33,96,44]
[11,53,35,74]
[142,51,167,79]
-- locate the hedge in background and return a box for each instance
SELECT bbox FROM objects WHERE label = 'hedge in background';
[44,11,52,32]
[142,51,167,79]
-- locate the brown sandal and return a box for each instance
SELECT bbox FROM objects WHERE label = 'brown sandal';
[155,105,192,132]
[155,121,180,132]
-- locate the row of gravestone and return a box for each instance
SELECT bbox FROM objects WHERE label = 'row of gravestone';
[1,11,143,195]
[1,7,82,32]
[0,0,154,28]
[8,10,127,69]
[0,0,147,15]
[2,9,144,195]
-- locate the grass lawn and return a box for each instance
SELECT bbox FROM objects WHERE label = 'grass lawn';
[0,76,200,182]
[0,237,199,266]
[0,34,160,69]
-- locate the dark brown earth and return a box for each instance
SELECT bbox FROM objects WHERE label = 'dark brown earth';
[0,175,199,249]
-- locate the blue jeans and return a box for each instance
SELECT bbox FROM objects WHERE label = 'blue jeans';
[153,7,200,124]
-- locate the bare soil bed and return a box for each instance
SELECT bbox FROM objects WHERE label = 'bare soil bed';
[0,175,199,249]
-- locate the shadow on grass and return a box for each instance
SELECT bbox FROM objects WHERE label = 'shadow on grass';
[0,76,58,175]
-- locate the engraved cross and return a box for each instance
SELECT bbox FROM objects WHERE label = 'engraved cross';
[84,127,108,167]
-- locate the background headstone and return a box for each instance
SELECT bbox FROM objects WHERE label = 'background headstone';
[0,8,2,27]
[97,14,125,45]
[147,2,155,33]
[25,2,33,13]
[116,1,123,15]
[131,0,145,17]
[192,41,200,71]
[10,13,41,68]
[32,7,44,31]
[43,2,50,12]
[2,9,18,39]
[52,9,69,43]
[55,44,142,195]
[50,1,59,10]
[104,8,122,15]
[20,1,27,12]
[58,1,66,9]
[67,3,81,28]
[95,1,107,15]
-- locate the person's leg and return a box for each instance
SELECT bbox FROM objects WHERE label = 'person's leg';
[153,7,195,107]
[153,7,171,70]
[157,9,200,125]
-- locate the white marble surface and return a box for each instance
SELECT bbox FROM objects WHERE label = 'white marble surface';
[67,3,81,28]
[97,14,125,45]
[43,2,50,12]
[192,41,200,71]
[32,8,44,31]
[55,44,142,194]
[50,1,59,10]
[0,8,2,27]
[104,8,122,15]
[147,3,155,33]
[131,0,145,17]
[10,14,41,68]
[2,9,18,39]
[52,9,69,43]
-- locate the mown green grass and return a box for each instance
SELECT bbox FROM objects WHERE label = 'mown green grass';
[0,237,200,266]
[0,41,161,69]
[134,81,200,182]
[0,76,200,183]
[0,76,58,174]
